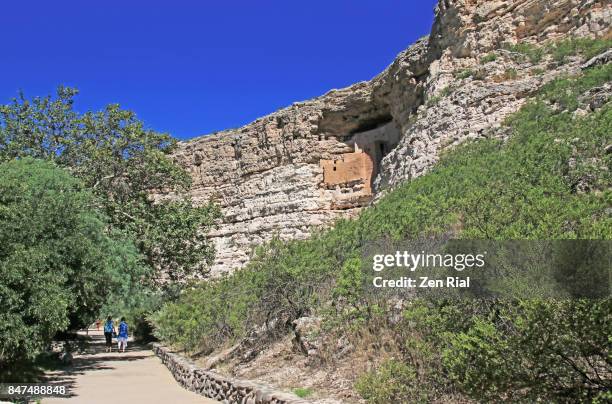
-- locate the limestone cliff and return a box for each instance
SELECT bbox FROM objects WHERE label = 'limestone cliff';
[172,0,611,275]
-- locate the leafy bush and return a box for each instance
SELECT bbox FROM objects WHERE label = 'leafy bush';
[502,67,518,80]
[457,67,488,81]
[503,38,611,65]
[151,275,252,352]
[426,85,455,106]
[442,299,611,402]
[152,237,335,352]
[293,387,313,398]
[548,38,612,63]
[332,258,365,308]
[481,53,497,63]
[504,42,544,63]
[355,359,425,403]
[456,69,474,79]
[539,62,612,111]
[0,159,145,369]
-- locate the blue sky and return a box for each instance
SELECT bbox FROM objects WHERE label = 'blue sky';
[1,1,437,140]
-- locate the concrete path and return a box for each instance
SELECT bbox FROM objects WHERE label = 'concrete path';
[44,328,216,404]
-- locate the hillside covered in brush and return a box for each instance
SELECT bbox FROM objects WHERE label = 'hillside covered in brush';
[153,48,611,403]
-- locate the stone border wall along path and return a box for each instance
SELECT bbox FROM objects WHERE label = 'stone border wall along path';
[152,343,312,404]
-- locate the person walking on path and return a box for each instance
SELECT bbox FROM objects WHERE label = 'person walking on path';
[103,316,115,353]
[117,317,129,353]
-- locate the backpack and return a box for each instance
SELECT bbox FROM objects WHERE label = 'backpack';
[119,322,128,337]
[104,321,113,333]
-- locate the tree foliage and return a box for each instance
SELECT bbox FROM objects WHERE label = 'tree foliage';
[0,159,145,367]
[441,299,611,402]
[0,87,220,282]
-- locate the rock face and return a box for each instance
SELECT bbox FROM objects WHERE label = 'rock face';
[172,0,611,276]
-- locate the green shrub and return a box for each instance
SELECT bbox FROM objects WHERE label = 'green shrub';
[539,62,612,111]
[426,94,440,106]
[442,299,611,402]
[355,359,427,403]
[332,258,364,307]
[504,42,544,63]
[151,274,255,352]
[548,37,612,63]
[456,69,474,79]
[293,387,313,398]
[0,159,145,369]
[472,69,488,80]
[426,85,454,106]
[503,67,518,80]
[152,237,335,352]
[500,38,611,67]
[481,53,497,63]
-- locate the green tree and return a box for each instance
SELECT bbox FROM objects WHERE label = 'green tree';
[442,299,611,402]
[552,240,610,298]
[0,158,145,367]
[0,87,220,282]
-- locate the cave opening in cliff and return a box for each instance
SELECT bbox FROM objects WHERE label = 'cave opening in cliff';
[349,114,393,135]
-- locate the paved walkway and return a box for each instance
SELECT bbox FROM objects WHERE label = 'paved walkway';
[44,328,216,404]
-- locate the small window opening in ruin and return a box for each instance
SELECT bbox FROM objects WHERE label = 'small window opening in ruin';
[373,141,391,167]
[366,139,396,191]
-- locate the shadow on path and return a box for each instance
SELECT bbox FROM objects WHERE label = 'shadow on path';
[44,329,149,398]
[43,328,217,403]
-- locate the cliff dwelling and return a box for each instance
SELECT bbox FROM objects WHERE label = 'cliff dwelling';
[320,121,400,209]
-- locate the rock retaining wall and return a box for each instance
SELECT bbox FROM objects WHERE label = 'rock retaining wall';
[152,343,311,404]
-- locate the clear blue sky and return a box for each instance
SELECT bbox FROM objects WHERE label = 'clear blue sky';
[1,1,438,140]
